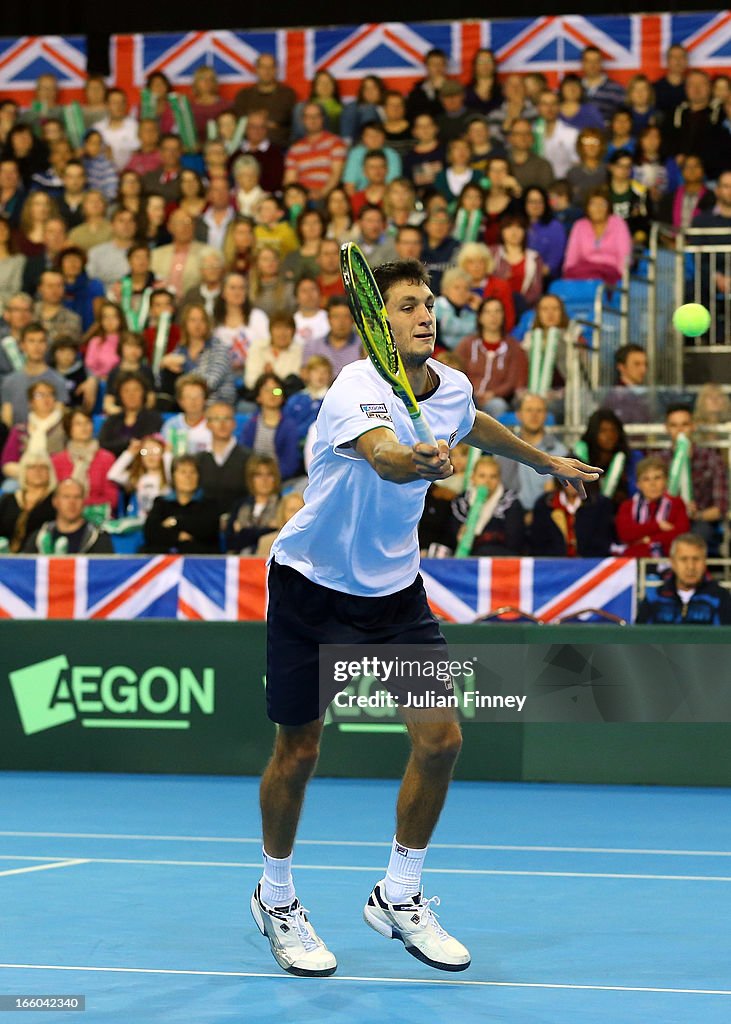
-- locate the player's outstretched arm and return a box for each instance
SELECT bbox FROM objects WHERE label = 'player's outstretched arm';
[355,427,453,484]
[463,411,603,499]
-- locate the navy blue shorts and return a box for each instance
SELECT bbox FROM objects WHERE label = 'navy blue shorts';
[266,560,446,726]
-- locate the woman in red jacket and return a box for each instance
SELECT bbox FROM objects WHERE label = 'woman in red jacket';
[454,297,528,418]
[615,455,689,558]
[455,241,516,333]
[52,409,118,512]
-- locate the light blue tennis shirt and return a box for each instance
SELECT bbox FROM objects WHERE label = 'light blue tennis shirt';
[271,358,476,596]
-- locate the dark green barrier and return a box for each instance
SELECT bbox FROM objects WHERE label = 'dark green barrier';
[1,623,730,785]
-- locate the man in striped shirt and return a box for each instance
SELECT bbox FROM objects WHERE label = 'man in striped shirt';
[283,103,346,202]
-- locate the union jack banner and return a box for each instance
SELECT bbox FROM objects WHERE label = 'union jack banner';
[2,13,731,106]
[0,555,635,622]
[421,557,636,624]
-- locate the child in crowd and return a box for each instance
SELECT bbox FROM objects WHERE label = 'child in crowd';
[142,289,180,366]
[50,336,90,410]
[434,268,478,351]
[254,195,298,258]
[548,180,582,232]
[107,433,172,519]
[283,355,333,440]
[84,300,128,380]
[104,333,155,415]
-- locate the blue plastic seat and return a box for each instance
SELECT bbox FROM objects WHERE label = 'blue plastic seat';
[548,278,603,322]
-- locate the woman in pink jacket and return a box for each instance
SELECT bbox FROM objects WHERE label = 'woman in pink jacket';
[563,186,632,287]
[83,301,128,380]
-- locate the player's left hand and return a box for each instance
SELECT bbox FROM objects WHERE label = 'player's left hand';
[539,456,603,500]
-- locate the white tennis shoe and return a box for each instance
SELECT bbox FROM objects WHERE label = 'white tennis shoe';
[250,883,337,977]
[363,879,471,971]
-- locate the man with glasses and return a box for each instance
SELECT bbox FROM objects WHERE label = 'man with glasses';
[196,402,251,514]
[508,118,554,191]
[0,292,33,376]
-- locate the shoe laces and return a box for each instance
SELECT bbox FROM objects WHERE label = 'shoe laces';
[290,904,321,953]
[416,895,449,940]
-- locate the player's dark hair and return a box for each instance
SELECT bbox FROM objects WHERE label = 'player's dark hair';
[374,260,431,302]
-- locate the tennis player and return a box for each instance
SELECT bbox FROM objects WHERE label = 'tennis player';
[251,259,601,976]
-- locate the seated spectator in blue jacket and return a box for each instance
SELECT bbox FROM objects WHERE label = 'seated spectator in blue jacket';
[530,478,615,556]
[283,355,332,441]
[225,453,281,554]
[636,533,731,625]
[142,454,220,554]
[59,247,104,333]
[239,372,302,481]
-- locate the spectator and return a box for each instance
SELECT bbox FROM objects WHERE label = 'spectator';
[108,434,171,519]
[579,407,641,507]
[449,455,525,555]
[615,455,690,558]
[324,186,353,245]
[394,224,424,263]
[138,193,171,250]
[694,384,731,439]
[465,48,502,115]
[84,300,127,381]
[293,277,328,349]
[580,45,626,123]
[525,293,585,411]
[151,210,209,298]
[349,150,389,219]
[97,88,139,172]
[1,379,66,478]
[162,374,212,455]
[143,453,220,554]
[32,270,81,347]
[112,168,143,219]
[248,244,295,319]
[283,103,346,203]
[1,322,66,427]
[636,533,731,625]
[124,118,162,178]
[98,371,162,459]
[56,160,87,231]
[658,404,729,552]
[565,128,609,207]
[224,453,281,554]
[17,190,57,258]
[243,311,303,394]
[455,296,527,416]
[548,179,583,233]
[487,73,537,145]
[626,75,658,136]
[80,130,118,201]
[666,70,724,180]
[456,241,515,332]
[291,70,342,143]
[159,302,235,406]
[50,335,93,413]
[657,154,712,229]
[282,209,326,283]
[188,67,230,143]
[607,149,650,244]
[58,247,104,334]
[436,80,472,145]
[557,74,605,131]
[433,139,482,210]
[563,187,632,287]
[406,48,449,121]
[315,237,346,302]
[232,155,266,219]
[255,492,306,557]
[222,215,256,277]
[20,215,66,297]
[0,290,32,357]
[632,125,670,202]
[604,343,655,424]
[466,116,505,177]
[23,477,114,554]
[212,271,269,373]
[67,190,113,253]
[51,408,117,510]
[0,215,24,307]
[237,109,285,194]
[104,332,155,415]
[531,477,614,557]
[482,155,523,246]
[144,70,174,123]
[339,75,384,144]
[347,204,397,269]
[196,402,250,515]
[653,44,689,119]
[402,114,445,195]
[508,119,554,192]
[141,287,180,366]
[523,186,567,281]
[239,372,301,480]
[86,208,136,289]
[254,195,298,258]
[0,450,56,551]
[434,268,478,351]
[0,158,25,229]
[495,392,568,514]
[490,214,546,314]
[421,208,460,294]
[283,355,332,440]
[233,54,297,150]
[2,124,48,190]
[534,90,580,181]
[140,134,183,205]
[181,248,225,319]
[176,168,207,221]
[108,243,155,323]
[381,91,413,158]
[452,183,485,245]
[605,108,636,159]
[301,296,361,378]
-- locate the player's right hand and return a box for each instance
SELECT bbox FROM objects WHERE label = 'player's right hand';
[411,440,453,480]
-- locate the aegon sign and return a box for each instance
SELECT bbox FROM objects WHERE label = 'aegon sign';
[9,655,215,735]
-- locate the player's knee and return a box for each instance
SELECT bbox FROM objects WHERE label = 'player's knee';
[412,723,463,767]
[274,732,321,782]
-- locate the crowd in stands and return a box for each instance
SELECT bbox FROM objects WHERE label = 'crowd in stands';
[0,44,730,574]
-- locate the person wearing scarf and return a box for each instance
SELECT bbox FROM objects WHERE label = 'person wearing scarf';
[449,455,524,556]
[615,456,689,558]
[0,379,66,480]
[51,408,117,510]
[530,478,615,557]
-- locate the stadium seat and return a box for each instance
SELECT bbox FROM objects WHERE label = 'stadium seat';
[92,413,106,436]
[511,309,535,342]
[498,410,556,427]
[548,279,603,323]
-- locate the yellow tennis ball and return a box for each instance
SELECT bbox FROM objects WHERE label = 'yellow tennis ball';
[673,303,711,337]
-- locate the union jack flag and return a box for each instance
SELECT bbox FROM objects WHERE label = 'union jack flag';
[0,35,86,98]
[421,557,636,624]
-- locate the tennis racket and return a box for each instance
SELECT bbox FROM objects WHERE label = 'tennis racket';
[340,242,437,447]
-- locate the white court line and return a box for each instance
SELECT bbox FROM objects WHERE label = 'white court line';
[0,855,730,882]
[1,832,730,858]
[0,859,88,878]
[0,963,729,996]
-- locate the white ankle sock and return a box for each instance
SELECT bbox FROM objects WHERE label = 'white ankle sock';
[260,847,296,908]
[384,835,427,903]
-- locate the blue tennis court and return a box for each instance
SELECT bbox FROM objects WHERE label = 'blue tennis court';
[1,772,730,1024]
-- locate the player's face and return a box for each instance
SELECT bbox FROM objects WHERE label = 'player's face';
[385,280,435,367]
